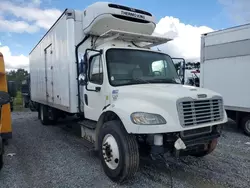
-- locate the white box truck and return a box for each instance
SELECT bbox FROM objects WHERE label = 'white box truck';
[29,2,228,182]
[200,23,250,136]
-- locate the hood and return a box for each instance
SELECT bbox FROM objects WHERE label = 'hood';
[114,84,221,101]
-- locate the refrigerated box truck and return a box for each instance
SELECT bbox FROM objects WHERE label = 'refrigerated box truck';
[29,2,228,182]
[200,23,250,136]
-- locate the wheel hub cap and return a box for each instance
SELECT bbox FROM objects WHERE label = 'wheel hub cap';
[102,134,120,170]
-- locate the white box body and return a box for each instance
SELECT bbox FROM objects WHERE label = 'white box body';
[200,23,250,112]
[29,10,84,113]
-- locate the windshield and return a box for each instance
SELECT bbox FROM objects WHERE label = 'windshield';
[106,49,181,86]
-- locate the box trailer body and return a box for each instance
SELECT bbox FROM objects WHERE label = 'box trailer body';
[29,10,83,113]
[200,23,250,135]
[29,2,228,183]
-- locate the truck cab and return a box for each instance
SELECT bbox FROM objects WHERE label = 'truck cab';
[29,2,228,183]
[77,3,227,181]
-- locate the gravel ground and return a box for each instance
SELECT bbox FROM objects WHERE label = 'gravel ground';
[0,112,250,188]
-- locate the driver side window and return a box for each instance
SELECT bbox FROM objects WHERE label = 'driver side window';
[89,55,103,85]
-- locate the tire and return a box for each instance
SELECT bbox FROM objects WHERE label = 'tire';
[192,138,218,157]
[241,116,250,136]
[48,108,58,125]
[98,120,139,183]
[40,104,50,125]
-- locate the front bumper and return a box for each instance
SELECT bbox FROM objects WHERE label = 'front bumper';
[148,125,222,156]
[182,132,220,148]
[174,131,220,156]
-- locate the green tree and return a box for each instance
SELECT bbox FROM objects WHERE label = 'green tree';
[6,68,29,91]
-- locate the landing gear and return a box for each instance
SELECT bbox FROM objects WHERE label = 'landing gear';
[98,120,139,183]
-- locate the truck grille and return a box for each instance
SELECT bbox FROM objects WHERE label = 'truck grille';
[177,97,224,127]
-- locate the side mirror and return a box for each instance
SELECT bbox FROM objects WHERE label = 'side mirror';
[7,81,17,98]
[79,74,87,85]
[172,58,186,85]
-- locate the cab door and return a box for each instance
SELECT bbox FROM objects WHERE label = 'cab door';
[83,54,106,121]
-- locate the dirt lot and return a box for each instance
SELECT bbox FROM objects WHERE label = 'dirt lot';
[0,112,250,188]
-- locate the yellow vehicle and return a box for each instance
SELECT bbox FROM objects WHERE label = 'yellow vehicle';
[0,52,12,170]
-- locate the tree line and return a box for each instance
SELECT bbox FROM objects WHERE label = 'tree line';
[6,68,29,91]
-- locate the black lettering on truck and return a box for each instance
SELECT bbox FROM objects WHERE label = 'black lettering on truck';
[121,11,146,19]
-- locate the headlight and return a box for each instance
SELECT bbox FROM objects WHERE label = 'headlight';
[130,112,166,125]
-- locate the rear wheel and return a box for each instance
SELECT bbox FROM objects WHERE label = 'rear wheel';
[241,115,250,136]
[40,105,50,125]
[98,120,139,183]
[48,107,58,125]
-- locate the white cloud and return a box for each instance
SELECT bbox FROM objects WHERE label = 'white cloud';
[0,1,62,32]
[153,16,214,62]
[0,46,29,71]
[218,0,250,24]
[0,17,39,33]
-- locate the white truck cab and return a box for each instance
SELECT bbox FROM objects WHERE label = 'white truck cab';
[29,2,228,183]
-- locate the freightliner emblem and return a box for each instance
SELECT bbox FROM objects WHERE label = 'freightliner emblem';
[197,94,207,98]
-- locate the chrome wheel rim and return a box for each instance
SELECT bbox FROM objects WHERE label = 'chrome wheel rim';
[102,134,120,170]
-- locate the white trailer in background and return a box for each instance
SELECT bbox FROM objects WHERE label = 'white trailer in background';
[29,2,228,182]
[200,23,250,136]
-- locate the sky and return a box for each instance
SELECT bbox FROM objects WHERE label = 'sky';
[0,0,249,71]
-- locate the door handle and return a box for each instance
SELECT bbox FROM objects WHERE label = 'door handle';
[95,86,101,92]
[84,94,88,105]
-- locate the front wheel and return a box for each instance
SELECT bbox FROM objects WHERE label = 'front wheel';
[98,120,139,183]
